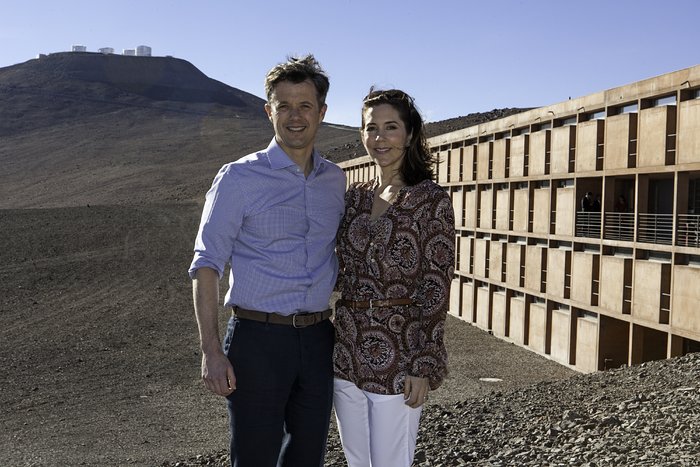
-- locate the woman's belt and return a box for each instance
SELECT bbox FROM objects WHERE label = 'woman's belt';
[336,298,414,308]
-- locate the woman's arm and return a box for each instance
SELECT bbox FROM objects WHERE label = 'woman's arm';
[410,188,455,390]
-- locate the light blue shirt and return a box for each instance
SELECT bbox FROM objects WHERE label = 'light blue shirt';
[189,138,346,315]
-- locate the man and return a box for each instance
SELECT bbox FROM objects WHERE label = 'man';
[188,55,346,467]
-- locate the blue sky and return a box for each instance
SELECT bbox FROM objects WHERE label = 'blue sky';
[2,0,699,127]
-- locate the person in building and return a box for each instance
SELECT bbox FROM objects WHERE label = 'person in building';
[188,55,346,467]
[615,194,628,212]
[332,88,455,467]
[581,191,593,212]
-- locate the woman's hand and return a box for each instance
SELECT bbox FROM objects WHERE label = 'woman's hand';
[404,375,430,408]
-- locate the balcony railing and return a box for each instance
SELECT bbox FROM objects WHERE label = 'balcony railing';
[637,213,673,245]
[575,211,601,239]
[604,212,635,241]
[677,214,700,248]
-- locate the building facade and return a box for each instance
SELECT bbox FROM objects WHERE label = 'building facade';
[338,64,700,373]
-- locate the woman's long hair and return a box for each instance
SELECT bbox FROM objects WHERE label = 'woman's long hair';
[361,88,437,185]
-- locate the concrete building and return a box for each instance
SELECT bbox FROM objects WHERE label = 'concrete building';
[338,64,700,373]
[98,47,114,54]
[71,45,87,52]
[136,45,152,56]
[122,49,136,56]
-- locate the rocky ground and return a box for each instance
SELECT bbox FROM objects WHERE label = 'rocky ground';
[166,353,700,467]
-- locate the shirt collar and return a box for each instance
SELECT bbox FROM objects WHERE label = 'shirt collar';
[265,137,325,173]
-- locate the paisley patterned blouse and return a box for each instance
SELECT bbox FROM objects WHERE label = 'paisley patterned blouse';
[333,178,455,394]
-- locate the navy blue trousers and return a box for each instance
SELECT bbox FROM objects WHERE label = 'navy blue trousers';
[223,316,334,467]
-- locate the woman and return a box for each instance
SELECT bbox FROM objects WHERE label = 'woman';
[333,88,455,467]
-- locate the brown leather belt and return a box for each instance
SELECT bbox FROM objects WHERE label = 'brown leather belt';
[233,307,332,328]
[336,298,414,309]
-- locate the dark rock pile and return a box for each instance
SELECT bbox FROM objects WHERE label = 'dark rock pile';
[165,352,700,466]
[403,351,700,467]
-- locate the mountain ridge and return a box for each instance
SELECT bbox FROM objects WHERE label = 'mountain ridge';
[0,53,527,209]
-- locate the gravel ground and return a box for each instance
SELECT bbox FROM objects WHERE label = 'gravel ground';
[164,352,700,467]
[407,352,700,466]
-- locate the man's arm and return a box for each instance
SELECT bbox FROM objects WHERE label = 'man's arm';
[193,267,236,396]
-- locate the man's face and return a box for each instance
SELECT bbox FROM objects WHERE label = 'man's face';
[265,79,326,157]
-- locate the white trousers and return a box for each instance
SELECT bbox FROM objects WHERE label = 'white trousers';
[333,377,422,467]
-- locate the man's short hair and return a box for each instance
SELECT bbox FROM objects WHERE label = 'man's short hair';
[264,55,330,106]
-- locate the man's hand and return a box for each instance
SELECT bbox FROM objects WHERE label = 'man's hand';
[201,348,236,396]
[193,267,234,397]
[404,375,429,408]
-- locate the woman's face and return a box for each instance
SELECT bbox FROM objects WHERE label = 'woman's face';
[361,103,411,175]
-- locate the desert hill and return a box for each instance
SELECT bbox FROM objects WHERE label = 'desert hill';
[0,53,546,466]
[0,52,362,208]
[0,52,527,208]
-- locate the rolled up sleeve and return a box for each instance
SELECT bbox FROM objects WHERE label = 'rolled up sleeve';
[188,165,243,279]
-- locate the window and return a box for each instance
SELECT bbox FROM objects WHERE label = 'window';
[550,240,572,250]
[645,250,671,262]
[581,110,605,121]
[559,179,574,188]
[611,103,638,115]
[557,116,577,126]
[577,310,598,319]
[581,243,600,253]
[651,95,676,107]
[612,247,633,257]
[513,236,527,244]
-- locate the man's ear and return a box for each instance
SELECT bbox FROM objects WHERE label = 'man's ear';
[264,103,273,121]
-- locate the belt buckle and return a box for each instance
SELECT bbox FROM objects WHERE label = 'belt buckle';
[292,313,309,328]
[368,299,374,309]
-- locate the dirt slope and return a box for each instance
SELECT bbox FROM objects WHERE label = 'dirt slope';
[0,203,574,466]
